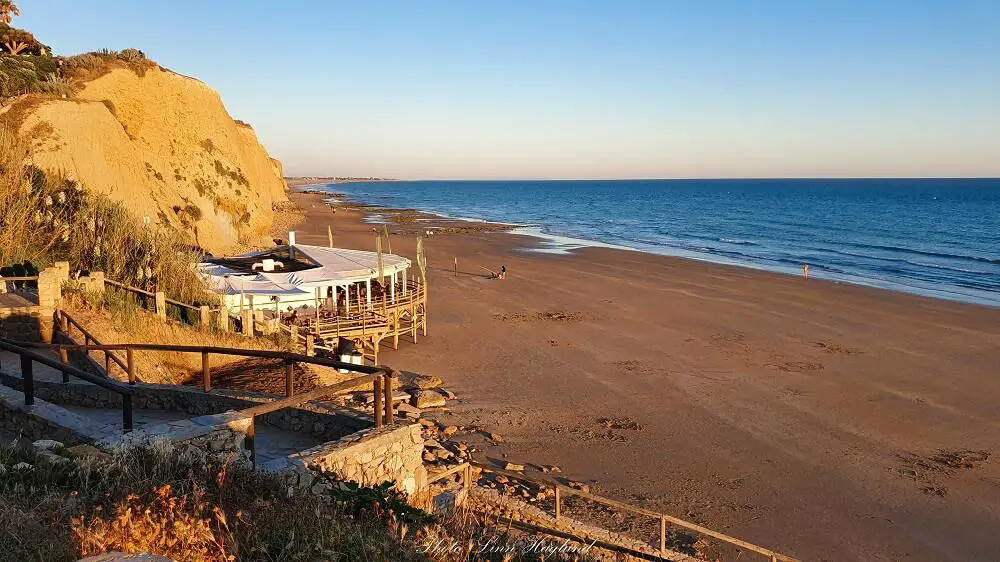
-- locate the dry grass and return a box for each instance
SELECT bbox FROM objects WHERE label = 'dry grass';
[0,124,209,304]
[62,294,291,385]
[0,442,577,562]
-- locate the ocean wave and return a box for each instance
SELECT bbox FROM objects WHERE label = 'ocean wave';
[841,241,1000,266]
[719,238,759,246]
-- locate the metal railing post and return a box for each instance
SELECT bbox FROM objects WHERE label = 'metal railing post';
[20,354,33,405]
[285,360,294,397]
[122,393,133,432]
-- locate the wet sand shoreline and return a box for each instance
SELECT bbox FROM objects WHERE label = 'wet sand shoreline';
[280,188,1000,561]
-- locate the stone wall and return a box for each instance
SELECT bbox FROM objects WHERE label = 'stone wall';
[267,423,426,496]
[36,263,68,343]
[0,384,112,445]
[98,410,253,466]
[0,311,42,341]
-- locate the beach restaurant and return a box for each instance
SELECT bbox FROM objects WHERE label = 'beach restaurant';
[197,232,427,363]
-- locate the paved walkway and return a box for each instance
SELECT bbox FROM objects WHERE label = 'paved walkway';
[0,291,37,308]
[0,353,326,464]
[0,349,75,383]
[64,406,324,463]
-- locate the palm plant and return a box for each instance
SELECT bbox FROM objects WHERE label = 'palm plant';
[0,1,19,25]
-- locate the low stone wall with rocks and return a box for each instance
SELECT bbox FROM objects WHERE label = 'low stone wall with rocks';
[0,380,251,467]
[266,423,426,496]
[0,374,372,442]
[98,410,253,466]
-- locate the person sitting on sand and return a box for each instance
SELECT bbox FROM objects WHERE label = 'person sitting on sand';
[499,265,506,279]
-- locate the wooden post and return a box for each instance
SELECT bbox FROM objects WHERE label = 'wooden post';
[554,486,561,522]
[454,257,457,276]
[202,351,211,392]
[246,416,256,469]
[20,355,33,406]
[383,369,394,423]
[328,225,334,248]
[104,350,111,374]
[373,375,383,429]
[305,334,315,357]
[217,306,229,332]
[59,345,70,383]
[242,309,253,337]
[383,224,392,254]
[127,347,136,385]
[660,515,666,555]
[199,305,210,330]
[285,360,294,397]
[290,325,299,352]
[154,291,167,320]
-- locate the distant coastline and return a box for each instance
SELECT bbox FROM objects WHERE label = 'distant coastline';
[284,176,398,188]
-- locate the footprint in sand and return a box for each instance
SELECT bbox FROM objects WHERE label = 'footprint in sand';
[813,341,863,355]
[765,361,824,373]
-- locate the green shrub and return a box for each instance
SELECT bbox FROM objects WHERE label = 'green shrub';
[322,478,438,529]
[0,54,38,99]
[38,73,75,97]
[117,48,145,63]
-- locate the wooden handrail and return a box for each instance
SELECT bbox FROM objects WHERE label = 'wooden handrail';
[105,278,156,297]
[0,276,40,281]
[56,310,128,376]
[468,460,800,562]
[8,341,384,374]
[164,296,201,312]
[0,339,134,431]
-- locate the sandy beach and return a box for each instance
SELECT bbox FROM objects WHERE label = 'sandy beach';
[284,189,1000,561]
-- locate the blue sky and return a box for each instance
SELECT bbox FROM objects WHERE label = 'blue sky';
[21,1,1000,179]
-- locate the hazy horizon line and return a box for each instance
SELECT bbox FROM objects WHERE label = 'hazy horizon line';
[288,176,1000,182]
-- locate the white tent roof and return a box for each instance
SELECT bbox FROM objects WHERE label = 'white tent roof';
[208,276,310,296]
[199,244,411,295]
[288,245,410,282]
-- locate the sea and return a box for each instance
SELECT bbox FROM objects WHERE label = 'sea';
[314,179,1000,307]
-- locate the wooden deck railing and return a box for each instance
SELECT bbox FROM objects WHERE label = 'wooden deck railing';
[427,461,800,562]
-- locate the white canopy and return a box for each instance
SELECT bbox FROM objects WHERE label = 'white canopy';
[200,243,411,296]
[208,276,309,296]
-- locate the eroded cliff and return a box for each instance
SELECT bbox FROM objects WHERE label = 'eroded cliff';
[11,65,286,253]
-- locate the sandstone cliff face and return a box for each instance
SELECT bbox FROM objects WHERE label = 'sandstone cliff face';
[15,67,286,253]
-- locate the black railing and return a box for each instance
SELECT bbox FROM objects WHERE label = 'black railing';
[0,339,134,431]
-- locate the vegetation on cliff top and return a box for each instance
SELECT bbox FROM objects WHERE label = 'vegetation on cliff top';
[0,126,208,302]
